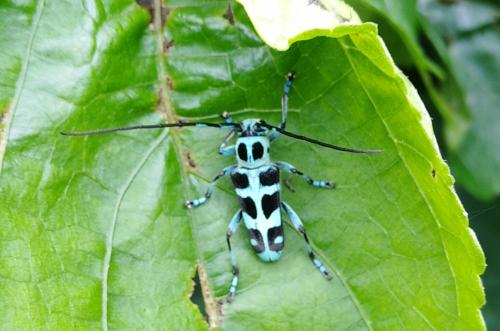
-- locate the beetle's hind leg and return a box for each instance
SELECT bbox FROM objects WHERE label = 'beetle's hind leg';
[226,209,243,302]
[281,201,333,280]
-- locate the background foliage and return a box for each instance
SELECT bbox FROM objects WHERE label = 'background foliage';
[343,0,499,328]
[0,0,495,330]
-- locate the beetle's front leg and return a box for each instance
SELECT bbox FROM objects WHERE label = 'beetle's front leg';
[275,161,335,189]
[270,72,295,142]
[219,129,236,156]
[185,166,235,208]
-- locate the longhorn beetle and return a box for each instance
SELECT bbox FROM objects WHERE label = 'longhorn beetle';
[62,73,382,302]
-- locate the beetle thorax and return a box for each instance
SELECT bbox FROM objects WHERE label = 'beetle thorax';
[235,136,270,168]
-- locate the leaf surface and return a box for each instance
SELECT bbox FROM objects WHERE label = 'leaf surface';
[0,0,485,330]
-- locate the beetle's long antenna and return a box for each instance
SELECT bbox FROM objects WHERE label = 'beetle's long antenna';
[60,121,238,136]
[259,121,383,154]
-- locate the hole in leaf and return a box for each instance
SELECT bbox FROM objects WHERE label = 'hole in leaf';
[135,0,153,22]
[190,268,208,323]
[135,0,152,8]
[135,0,169,26]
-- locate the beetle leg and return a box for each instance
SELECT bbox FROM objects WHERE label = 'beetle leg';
[276,161,335,189]
[226,209,242,302]
[270,72,295,142]
[185,165,235,208]
[219,129,236,156]
[281,201,332,280]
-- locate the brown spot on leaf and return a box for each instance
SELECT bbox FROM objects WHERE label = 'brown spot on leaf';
[166,77,174,90]
[223,3,235,25]
[163,39,175,55]
[185,152,196,168]
[161,6,169,26]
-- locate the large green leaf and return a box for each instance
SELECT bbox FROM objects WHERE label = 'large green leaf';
[0,0,485,330]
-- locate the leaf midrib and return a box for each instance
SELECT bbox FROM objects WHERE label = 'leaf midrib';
[151,0,218,328]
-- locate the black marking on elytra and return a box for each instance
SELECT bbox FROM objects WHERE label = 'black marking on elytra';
[248,229,265,253]
[268,226,284,251]
[231,172,249,189]
[240,196,257,219]
[237,143,248,161]
[252,142,264,160]
[261,191,280,219]
[259,167,279,186]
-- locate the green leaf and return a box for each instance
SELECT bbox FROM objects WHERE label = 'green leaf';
[0,0,485,330]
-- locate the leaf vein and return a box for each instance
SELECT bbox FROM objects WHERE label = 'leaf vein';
[100,131,168,331]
